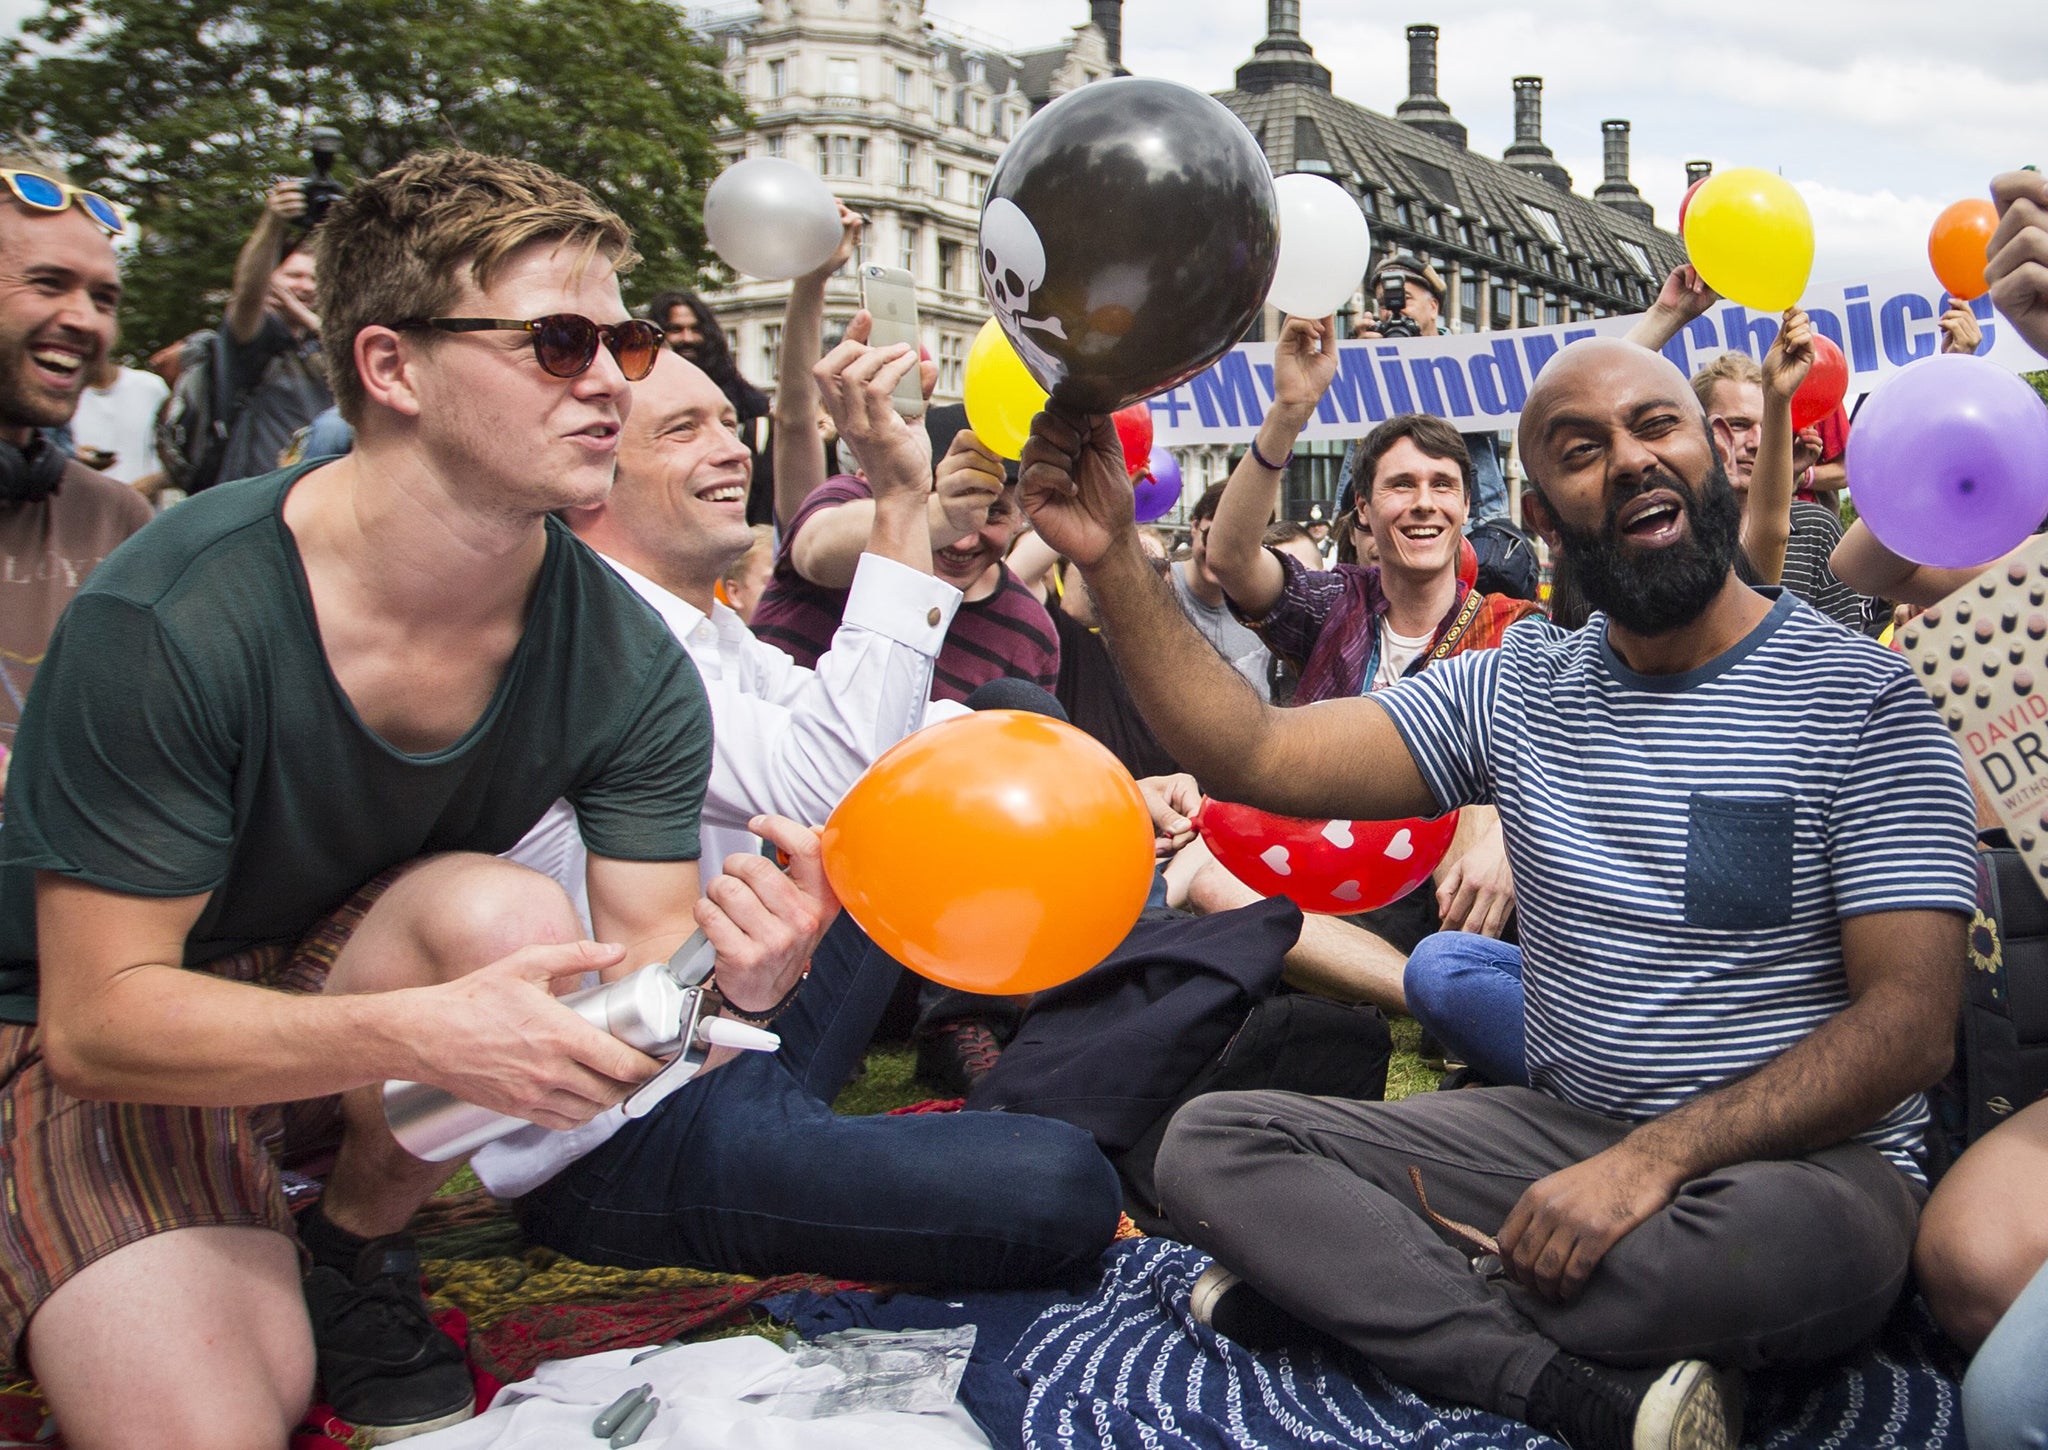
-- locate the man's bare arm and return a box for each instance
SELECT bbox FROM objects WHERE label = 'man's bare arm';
[1831,519,2013,608]
[1744,308,1812,584]
[1624,265,1718,352]
[226,180,303,344]
[773,204,863,528]
[35,876,647,1122]
[1500,908,1963,1301]
[1207,316,1337,617]
[1020,408,1437,821]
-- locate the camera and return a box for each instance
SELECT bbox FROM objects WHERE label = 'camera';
[1375,275,1421,339]
[300,126,345,228]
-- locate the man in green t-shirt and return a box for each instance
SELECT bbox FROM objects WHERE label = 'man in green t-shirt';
[0,151,834,1447]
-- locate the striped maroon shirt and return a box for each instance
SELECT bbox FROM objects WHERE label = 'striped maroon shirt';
[751,475,1059,704]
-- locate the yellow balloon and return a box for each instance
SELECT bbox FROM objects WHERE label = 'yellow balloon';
[1685,167,1814,313]
[963,318,1049,460]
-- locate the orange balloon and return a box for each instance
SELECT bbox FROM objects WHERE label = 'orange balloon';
[1929,198,1997,302]
[818,710,1155,994]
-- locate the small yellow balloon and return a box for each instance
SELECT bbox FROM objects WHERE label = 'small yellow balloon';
[963,318,1049,460]
[1685,167,1814,313]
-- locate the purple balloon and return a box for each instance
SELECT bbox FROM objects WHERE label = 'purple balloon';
[1134,446,1183,523]
[1846,355,2048,569]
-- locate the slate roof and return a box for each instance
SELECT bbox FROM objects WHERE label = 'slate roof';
[1219,81,1688,314]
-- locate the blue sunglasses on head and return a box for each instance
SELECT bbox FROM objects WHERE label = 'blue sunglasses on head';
[1,168,125,236]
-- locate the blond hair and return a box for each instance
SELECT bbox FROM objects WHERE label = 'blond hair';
[1690,350,1762,413]
[315,148,639,423]
[721,524,776,590]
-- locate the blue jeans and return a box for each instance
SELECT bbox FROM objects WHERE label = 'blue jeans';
[517,913,1123,1288]
[1402,932,1528,1087]
[1965,1257,2048,1450]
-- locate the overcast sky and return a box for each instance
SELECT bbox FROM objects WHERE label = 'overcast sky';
[928,0,2047,283]
[6,0,2038,283]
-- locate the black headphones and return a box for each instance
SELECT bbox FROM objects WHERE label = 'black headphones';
[0,430,67,503]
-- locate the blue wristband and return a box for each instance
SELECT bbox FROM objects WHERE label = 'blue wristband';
[1249,438,1293,471]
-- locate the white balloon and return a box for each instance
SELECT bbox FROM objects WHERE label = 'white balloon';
[703,158,844,281]
[1267,173,1373,320]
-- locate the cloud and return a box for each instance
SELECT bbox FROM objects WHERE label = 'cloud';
[927,0,2038,284]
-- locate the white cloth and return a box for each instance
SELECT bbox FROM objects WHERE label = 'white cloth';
[404,1336,991,1450]
[1369,619,1434,693]
[480,550,968,1197]
[67,366,168,483]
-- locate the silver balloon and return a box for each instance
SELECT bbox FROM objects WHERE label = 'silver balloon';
[704,158,844,281]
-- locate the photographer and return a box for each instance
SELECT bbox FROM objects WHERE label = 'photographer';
[217,176,332,485]
[1353,253,1509,524]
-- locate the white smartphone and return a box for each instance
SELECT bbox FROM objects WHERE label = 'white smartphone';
[859,263,926,418]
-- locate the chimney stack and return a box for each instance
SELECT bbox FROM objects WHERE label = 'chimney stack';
[1685,159,1713,188]
[1394,24,1467,149]
[1233,0,1331,93]
[1593,118,1655,225]
[1089,0,1124,73]
[1502,76,1571,191]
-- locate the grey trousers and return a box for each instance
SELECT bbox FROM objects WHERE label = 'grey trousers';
[1155,1086,1924,1420]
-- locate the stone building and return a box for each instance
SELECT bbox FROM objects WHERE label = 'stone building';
[690,0,1695,525]
[688,0,1122,405]
[1193,1,1693,517]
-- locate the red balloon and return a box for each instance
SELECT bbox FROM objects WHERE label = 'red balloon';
[1111,403,1154,479]
[1196,798,1459,915]
[1677,178,1706,237]
[1457,535,1478,590]
[1790,333,1848,433]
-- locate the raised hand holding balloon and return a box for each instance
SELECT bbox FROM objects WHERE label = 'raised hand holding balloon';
[980,77,1279,412]
[704,158,846,281]
[818,711,1156,994]
[1134,447,1183,523]
[1268,173,1373,319]
[1196,799,1459,915]
[1846,355,2048,569]
[1685,167,1813,312]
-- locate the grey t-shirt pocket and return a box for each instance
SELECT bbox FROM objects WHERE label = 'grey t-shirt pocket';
[1685,793,1794,929]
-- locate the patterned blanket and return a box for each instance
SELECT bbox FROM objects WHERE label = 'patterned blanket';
[779,1238,1970,1450]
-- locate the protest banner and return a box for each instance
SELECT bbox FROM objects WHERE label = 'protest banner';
[1147,270,2039,446]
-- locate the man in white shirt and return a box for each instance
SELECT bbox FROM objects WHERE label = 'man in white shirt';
[66,355,167,485]
[494,329,1121,1287]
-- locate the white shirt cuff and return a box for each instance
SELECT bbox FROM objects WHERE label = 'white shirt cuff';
[842,553,963,657]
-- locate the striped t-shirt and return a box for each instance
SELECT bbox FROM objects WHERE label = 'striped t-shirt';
[1375,590,1977,1176]
[751,476,1059,704]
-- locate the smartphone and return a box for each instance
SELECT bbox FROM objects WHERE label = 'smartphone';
[859,263,926,418]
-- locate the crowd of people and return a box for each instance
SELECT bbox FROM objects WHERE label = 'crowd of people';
[1,135,2046,1450]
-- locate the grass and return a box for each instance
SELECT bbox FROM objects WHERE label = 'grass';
[827,1013,1437,1118]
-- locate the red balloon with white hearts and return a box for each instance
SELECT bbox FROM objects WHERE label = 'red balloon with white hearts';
[1195,799,1460,914]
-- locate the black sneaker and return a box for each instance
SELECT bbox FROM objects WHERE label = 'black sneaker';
[1188,1264,1325,1353]
[302,1235,475,1444]
[1525,1351,1741,1450]
[915,1018,1005,1096]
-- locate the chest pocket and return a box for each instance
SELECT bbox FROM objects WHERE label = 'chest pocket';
[1685,793,1795,930]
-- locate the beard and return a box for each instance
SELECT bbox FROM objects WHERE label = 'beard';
[0,327,88,433]
[1548,454,1742,637]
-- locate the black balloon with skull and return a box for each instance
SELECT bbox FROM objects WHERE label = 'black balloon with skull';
[979,76,1280,414]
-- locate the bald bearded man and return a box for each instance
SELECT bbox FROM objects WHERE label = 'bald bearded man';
[1016,339,1977,1450]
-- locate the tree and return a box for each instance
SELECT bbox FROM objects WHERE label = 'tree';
[1,0,746,359]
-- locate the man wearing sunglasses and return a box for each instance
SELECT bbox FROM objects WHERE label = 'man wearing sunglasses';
[0,149,152,806]
[214,177,334,486]
[0,149,833,1447]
